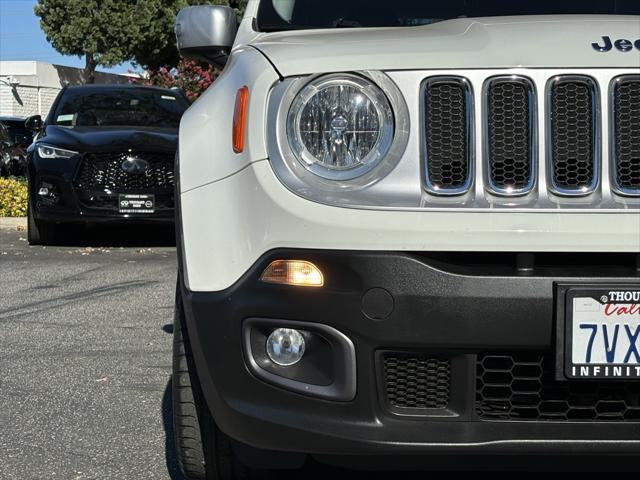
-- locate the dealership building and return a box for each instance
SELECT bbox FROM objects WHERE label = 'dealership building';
[0,61,130,119]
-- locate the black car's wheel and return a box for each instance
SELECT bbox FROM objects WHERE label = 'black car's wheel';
[27,202,59,245]
[173,283,251,480]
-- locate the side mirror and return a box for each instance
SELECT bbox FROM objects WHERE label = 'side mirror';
[25,115,43,131]
[175,5,238,68]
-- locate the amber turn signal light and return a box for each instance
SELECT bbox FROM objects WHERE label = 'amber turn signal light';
[233,86,249,153]
[260,260,324,287]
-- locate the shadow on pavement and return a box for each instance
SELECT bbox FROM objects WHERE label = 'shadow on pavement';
[50,223,176,248]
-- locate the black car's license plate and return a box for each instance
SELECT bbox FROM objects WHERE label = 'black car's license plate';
[118,194,155,214]
[559,286,640,380]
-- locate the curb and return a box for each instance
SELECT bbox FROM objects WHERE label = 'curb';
[0,217,27,230]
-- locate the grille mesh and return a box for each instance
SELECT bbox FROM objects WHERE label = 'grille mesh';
[550,79,596,192]
[487,80,533,192]
[614,78,640,192]
[75,152,175,192]
[382,354,451,410]
[424,80,470,192]
[476,353,640,421]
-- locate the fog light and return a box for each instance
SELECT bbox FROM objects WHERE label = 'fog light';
[38,187,50,196]
[260,260,324,287]
[266,328,306,366]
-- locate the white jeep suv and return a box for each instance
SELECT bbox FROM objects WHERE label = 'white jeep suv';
[172,1,640,478]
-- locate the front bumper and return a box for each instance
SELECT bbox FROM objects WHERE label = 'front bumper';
[29,152,174,225]
[182,249,640,457]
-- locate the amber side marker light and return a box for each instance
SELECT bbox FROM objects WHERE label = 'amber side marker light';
[233,86,249,153]
[260,260,324,287]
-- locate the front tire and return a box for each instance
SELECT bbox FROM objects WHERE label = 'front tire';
[173,282,249,480]
[27,202,59,245]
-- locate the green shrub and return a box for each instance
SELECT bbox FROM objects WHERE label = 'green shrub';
[0,178,28,217]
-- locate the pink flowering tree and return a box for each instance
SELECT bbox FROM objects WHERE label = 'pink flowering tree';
[132,59,218,101]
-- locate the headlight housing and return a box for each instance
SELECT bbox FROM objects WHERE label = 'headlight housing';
[286,74,395,181]
[37,144,78,159]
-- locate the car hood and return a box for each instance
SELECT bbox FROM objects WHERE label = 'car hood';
[249,15,640,76]
[36,126,178,153]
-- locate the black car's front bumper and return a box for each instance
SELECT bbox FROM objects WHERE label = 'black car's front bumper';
[29,151,175,225]
[181,249,640,459]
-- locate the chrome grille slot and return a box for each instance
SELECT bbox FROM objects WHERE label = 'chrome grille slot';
[485,77,535,195]
[423,77,473,194]
[612,75,640,195]
[548,76,598,195]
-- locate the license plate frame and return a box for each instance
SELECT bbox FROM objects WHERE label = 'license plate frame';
[118,194,155,214]
[556,284,640,381]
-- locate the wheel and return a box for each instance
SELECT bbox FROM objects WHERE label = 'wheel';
[173,282,250,480]
[27,202,59,245]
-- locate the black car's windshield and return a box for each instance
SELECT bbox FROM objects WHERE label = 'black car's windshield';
[257,0,640,31]
[52,88,189,129]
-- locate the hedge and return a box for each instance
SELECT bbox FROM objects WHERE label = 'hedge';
[0,178,28,217]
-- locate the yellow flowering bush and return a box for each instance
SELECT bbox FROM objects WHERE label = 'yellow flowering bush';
[0,178,28,217]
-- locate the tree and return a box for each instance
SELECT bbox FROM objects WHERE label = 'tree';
[34,0,158,83]
[132,59,217,102]
[133,0,248,71]
[35,0,248,84]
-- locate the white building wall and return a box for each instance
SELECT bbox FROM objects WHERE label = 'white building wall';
[0,61,130,119]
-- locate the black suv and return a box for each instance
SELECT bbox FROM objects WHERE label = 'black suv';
[26,84,189,245]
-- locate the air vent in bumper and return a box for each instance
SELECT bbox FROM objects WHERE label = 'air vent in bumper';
[382,353,451,411]
[476,352,640,421]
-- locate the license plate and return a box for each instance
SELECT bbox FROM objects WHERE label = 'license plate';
[562,287,640,380]
[118,194,155,214]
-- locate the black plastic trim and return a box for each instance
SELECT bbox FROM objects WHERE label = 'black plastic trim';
[243,318,357,401]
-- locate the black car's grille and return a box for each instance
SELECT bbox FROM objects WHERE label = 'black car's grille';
[424,78,471,193]
[476,353,640,421]
[382,353,451,410]
[549,78,597,193]
[613,77,640,193]
[75,152,174,192]
[486,78,534,193]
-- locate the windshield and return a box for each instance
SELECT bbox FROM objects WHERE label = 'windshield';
[52,88,189,129]
[257,0,640,31]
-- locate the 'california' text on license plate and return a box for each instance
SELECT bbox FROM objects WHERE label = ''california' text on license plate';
[564,288,640,380]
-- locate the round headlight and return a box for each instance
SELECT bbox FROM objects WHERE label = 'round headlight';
[286,74,394,181]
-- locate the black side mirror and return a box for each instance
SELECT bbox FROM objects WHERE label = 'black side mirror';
[25,115,43,131]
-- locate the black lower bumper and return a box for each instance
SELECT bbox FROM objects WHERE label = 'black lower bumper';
[181,250,640,457]
[28,150,175,226]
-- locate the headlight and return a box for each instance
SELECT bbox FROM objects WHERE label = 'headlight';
[37,144,78,159]
[286,74,394,181]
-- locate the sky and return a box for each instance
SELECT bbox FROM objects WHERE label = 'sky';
[0,0,135,74]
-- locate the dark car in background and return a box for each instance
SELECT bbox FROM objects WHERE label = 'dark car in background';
[0,117,32,177]
[25,84,189,245]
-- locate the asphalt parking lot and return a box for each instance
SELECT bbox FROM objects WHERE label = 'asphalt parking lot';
[0,222,179,480]
[1,221,636,478]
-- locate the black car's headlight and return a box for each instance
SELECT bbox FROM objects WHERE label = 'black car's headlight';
[37,144,78,159]
[286,74,394,181]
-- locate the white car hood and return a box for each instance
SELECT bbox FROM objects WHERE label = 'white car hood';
[249,15,640,76]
